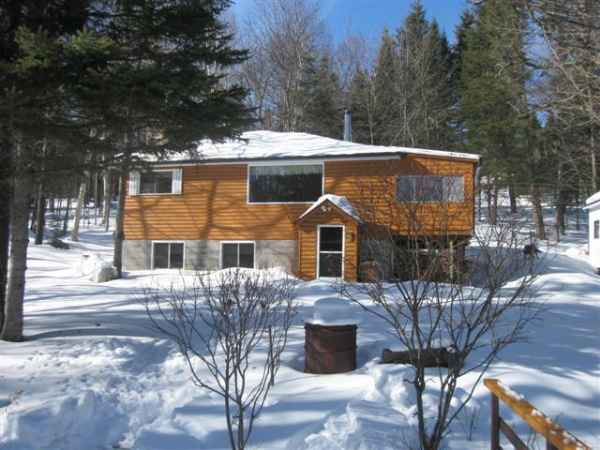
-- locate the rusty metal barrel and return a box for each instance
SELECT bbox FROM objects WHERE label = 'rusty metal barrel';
[304,323,357,374]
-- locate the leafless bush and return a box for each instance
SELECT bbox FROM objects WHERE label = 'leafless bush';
[143,269,297,450]
[342,173,542,450]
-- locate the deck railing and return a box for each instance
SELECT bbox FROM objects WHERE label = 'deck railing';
[484,378,591,450]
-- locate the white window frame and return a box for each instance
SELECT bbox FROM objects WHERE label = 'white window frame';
[316,224,345,280]
[246,161,325,205]
[219,240,257,269]
[130,168,183,196]
[151,241,186,270]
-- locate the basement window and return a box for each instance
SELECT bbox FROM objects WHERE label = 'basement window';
[248,164,323,203]
[396,175,464,203]
[152,242,184,269]
[221,242,255,269]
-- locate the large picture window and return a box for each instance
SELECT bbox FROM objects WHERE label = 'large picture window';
[396,175,464,203]
[221,242,255,269]
[152,242,184,269]
[249,164,323,203]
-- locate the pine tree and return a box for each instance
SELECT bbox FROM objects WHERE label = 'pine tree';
[459,0,531,220]
[0,1,91,341]
[396,2,454,148]
[373,28,398,145]
[349,68,376,144]
[0,0,251,341]
[81,0,252,278]
[299,53,343,138]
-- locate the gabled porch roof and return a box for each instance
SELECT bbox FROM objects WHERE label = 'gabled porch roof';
[297,194,362,223]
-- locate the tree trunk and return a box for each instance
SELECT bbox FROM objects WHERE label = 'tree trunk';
[559,204,567,235]
[555,203,562,243]
[34,182,46,245]
[0,183,10,335]
[530,185,546,240]
[71,178,87,241]
[508,184,517,214]
[487,183,498,225]
[93,171,99,225]
[2,161,32,342]
[113,175,126,278]
[102,170,112,231]
[62,197,71,235]
[591,126,597,193]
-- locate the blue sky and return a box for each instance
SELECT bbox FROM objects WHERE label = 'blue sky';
[231,0,470,43]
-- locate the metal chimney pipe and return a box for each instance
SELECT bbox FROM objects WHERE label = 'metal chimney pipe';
[343,110,352,142]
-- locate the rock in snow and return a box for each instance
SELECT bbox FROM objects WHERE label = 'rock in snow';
[80,253,116,283]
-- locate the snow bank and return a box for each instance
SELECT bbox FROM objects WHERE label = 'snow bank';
[0,390,127,450]
[289,361,483,450]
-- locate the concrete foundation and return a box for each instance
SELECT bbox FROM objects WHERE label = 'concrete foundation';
[123,239,297,273]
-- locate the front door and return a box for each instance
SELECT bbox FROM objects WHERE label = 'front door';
[318,225,344,279]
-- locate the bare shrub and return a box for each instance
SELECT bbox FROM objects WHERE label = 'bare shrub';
[342,170,542,450]
[144,269,297,450]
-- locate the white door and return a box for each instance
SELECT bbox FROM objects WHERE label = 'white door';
[317,225,344,279]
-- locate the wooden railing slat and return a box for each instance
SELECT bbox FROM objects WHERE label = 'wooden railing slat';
[484,379,590,450]
[499,418,529,450]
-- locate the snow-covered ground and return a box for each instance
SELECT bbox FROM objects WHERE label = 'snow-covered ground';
[0,207,599,450]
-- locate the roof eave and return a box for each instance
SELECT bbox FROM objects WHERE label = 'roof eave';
[149,151,480,167]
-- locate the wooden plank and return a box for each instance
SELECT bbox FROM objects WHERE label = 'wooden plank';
[484,379,591,450]
[499,418,528,450]
[492,393,501,450]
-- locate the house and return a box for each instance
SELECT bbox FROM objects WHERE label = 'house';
[585,192,600,274]
[122,131,480,281]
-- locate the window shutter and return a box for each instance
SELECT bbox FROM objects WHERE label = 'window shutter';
[128,171,140,195]
[172,168,183,194]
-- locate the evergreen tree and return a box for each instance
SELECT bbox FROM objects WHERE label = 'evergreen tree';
[368,2,455,148]
[0,0,251,341]
[449,10,476,148]
[459,0,531,219]
[373,28,398,145]
[299,53,343,138]
[349,68,376,144]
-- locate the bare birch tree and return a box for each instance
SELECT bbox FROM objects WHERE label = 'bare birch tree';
[238,0,326,131]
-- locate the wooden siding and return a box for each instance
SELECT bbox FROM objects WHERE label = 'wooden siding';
[124,164,308,241]
[324,157,476,236]
[124,155,476,242]
[297,207,358,281]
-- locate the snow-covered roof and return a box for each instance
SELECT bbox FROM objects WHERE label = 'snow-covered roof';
[585,191,600,209]
[152,131,480,164]
[298,194,362,222]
